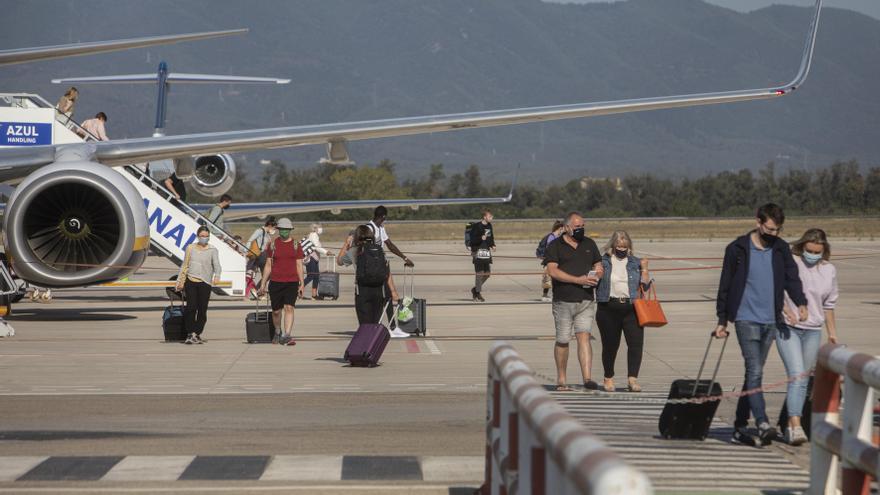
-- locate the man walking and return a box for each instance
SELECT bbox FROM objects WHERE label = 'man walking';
[469,209,496,302]
[206,194,232,235]
[368,206,413,338]
[544,211,604,390]
[714,203,808,446]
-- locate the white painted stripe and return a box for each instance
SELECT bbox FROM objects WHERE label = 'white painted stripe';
[102,456,194,481]
[421,456,483,481]
[424,340,441,355]
[260,455,342,481]
[0,456,47,481]
[0,485,466,493]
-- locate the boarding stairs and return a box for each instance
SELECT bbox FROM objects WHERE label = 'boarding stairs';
[0,93,248,296]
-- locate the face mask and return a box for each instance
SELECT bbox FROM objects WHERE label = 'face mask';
[760,232,777,245]
[571,227,585,242]
[197,237,209,246]
[803,252,822,265]
[279,229,291,239]
[614,249,628,259]
[317,227,323,235]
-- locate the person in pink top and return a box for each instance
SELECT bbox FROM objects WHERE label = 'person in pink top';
[80,112,109,141]
[777,228,839,446]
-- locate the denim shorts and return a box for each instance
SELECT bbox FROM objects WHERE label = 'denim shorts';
[552,300,596,344]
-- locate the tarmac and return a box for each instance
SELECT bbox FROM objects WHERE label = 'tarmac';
[0,238,878,493]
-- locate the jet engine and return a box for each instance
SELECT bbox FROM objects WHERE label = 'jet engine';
[3,162,149,288]
[188,154,236,197]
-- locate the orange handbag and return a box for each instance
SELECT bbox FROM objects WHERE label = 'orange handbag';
[634,284,668,327]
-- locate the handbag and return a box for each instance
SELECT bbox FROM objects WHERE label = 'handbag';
[634,283,668,327]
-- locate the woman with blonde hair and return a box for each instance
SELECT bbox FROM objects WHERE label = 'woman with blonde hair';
[55,87,78,129]
[595,230,651,392]
[777,228,838,446]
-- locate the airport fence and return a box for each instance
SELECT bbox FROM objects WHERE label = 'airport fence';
[482,342,652,495]
[810,344,880,494]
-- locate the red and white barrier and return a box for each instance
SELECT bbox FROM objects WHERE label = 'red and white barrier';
[810,344,880,495]
[482,342,652,495]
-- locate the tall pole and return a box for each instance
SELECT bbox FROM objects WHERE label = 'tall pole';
[153,61,169,137]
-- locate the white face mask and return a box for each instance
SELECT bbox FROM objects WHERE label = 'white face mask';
[197,237,209,246]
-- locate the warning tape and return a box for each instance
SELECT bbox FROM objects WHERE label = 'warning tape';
[533,369,813,405]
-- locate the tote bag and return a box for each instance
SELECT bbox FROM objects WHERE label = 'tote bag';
[634,284,668,327]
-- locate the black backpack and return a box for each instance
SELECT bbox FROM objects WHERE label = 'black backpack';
[356,243,389,287]
[464,222,476,248]
[536,233,553,258]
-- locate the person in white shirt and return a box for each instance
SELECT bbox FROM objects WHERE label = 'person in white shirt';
[303,223,334,299]
[80,112,109,141]
[367,206,412,338]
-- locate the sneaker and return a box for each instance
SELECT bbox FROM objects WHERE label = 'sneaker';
[194,334,206,344]
[476,292,485,303]
[389,328,410,339]
[732,427,758,447]
[471,287,479,302]
[184,333,197,345]
[583,380,600,391]
[786,426,808,446]
[758,422,777,446]
[284,337,297,346]
[541,296,552,303]
[272,332,280,344]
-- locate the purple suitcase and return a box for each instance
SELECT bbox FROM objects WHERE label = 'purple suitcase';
[344,323,390,367]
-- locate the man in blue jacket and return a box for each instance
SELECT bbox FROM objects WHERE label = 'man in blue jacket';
[713,203,807,447]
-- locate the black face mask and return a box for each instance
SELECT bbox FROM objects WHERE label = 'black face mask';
[571,227,585,242]
[760,231,777,245]
[614,249,628,259]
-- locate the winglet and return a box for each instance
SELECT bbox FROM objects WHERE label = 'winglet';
[505,165,520,202]
[774,0,822,95]
[0,29,248,67]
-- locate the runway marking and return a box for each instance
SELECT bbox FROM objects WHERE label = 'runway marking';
[101,456,193,481]
[0,457,47,481]
[178,456,270,481]
[424,339,441,355]
[421,456,483,482]
[260,455,342,481]
[405,340,421,353]
[550,390,810,492]
[341,455,422,480]
[17,456,123,481]
[0,485,471,493]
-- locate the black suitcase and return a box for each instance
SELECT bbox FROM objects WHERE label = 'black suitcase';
[245,299,275,343]
[317,256,340,300]
[397,266,427,336]
[162,289,186,342]
[659,333,728,440]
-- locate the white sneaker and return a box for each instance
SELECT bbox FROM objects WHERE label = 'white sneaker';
[786,426,808,446]
[541,296,551,303]
[389,328,410,339]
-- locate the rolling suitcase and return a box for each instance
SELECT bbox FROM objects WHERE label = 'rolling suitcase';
[317,255,340,300]
[658,332,728,440]
[162,289,186,342]
[344,302,394,367]
[245,299,275,343]
[397,266,427,336]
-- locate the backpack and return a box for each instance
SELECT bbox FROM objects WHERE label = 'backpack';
[356,243,388,287]
[536,233,553,258]
[464,222,476,248]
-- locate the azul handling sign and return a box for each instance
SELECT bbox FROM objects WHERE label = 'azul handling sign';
[1,122,52,146]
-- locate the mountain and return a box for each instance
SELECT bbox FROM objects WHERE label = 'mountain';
[3,0,879,182]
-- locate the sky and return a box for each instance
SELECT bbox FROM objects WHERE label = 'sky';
[544,0,880,21]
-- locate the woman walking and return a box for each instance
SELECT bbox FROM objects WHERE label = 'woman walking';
[777,228,838,446]
[55,87,78,129]
[303,223,333,299]
[175,226,221,345]
[595,231,651,392]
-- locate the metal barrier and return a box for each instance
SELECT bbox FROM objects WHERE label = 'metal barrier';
[810,344,879,494]
[482,342,652,495]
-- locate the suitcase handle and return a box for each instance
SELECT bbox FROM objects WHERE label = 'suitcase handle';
[692,331,728,397]
[166,286,184,306]
[379,299,398,330]
[402,264,414,300]
[254,294,270,317]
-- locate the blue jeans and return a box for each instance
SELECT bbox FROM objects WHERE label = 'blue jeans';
[734,321,778,428]
[776,325,821,419]
[303,258,320,290]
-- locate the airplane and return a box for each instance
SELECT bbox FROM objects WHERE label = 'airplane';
[0,0,822,301]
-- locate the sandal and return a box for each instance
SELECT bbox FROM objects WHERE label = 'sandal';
[555,384,572,392]
[603,378,615,392]
[627,377,642,393]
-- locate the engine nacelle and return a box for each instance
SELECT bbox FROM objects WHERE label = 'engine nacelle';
[3,161,149,288]
[188,154,236,197]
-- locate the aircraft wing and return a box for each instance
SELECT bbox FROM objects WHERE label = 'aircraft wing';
[51,73,292,85]
[0,29,247,66]
[0,0,821,172]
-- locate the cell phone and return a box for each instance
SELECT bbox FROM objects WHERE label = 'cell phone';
[587,270,597,278]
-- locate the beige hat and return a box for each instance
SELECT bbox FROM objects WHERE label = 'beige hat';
[277,218,293,229]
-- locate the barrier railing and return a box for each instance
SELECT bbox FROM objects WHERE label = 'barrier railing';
[482,342,652,495]
[810,344,879,495]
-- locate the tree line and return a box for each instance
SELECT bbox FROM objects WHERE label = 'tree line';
[215,159,880,220]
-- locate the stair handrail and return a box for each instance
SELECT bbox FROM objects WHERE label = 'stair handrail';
[0,92,100,142]
[123,164,249,257]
